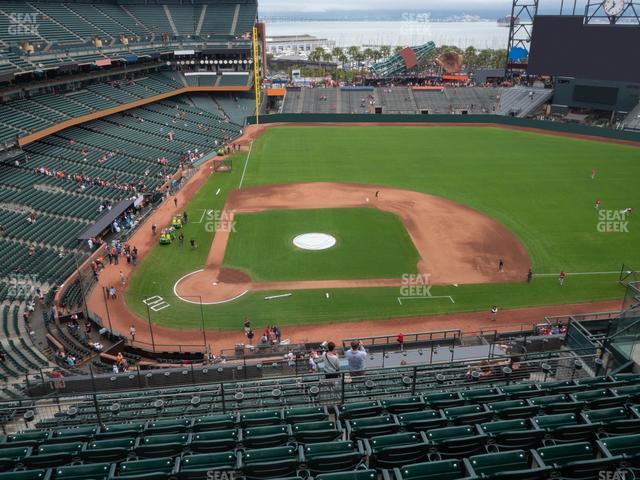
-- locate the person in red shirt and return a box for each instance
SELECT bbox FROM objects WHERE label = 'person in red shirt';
[559,271,566,286]
[397,333,404,351]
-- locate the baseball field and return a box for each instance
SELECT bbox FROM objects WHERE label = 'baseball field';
[124,125,639,332]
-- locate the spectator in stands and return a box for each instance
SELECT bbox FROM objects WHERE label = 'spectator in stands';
[321,342,340,379]
[345,340,367,376]
[274,325,281,343]
[112,363,119,374]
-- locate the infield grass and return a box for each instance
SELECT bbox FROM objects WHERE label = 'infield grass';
[222,208,420,281]
[126,125,639,331]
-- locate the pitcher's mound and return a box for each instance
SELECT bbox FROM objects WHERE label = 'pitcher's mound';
[293,233,337,251]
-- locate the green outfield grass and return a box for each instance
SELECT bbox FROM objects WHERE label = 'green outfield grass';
[125,125,639,331]
[222,208,420,281]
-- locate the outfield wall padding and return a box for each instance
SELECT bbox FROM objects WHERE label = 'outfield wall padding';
[247,114,640,144]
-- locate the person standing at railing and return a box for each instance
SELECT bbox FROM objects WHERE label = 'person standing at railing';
[345,340,367,376]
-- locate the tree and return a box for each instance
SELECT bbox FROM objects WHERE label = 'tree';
[331,47,343,60]
[380,45,391,59]
[308,47,324,64]
[347,46,360,68]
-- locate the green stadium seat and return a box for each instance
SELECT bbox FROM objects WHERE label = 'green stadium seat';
[240,445,300,479]
[442,404,493,425]
[365,432,429,469]
[542,380,580,394]
[144,419,192,434]
[598,433,640,467]
[424,425,487,457]
[612,384,640,402]
[464,450,550,480]
[81,438,135,462]
[179,451,237,480]
[460,387,505,404]
[499,383,541,399]
[292,420,342,443]
[534,442,621,479]
[381,396,426,414]
[486,399,539,419]
[49,426,98,443]
[97,423,145,439]
[571,388,627,409]
[423,392,465,409]
[283,406,328,423]
[115,457,178,480]
[134,433,191,457]
[55,462,112,480]
[395,410,447,432]
[239,410,282,427]
[243,424,291,448]
[611,373,640,383]
[4,431,49,448]
[0,446,32,470]
[0,470,51,480]
[480,419,545,450]
[335,401,382,420]
[24,441,84,468]
[193,414,236,431]
[582,406,640,435]
[302,440,364,473]
[190,429,240,453]
[391,459,471,480]
[532,413,598,442]
[314,470,377,480]
[346,415,400,439]
[529,394,584,414]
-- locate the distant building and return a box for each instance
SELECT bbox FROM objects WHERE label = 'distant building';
[266,35,335,56]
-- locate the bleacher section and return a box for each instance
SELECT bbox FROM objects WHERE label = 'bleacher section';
[280,86,553,117]
[0,95,241,301]
[622,101,640,131]
[497,87,553,118]
[0,350,638,479]
[0,72,186,148]
[0,1,258,75]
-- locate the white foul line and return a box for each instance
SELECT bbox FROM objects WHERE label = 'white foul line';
[397,296,455,305]
[535,271,621,277]
[238,140,254,189]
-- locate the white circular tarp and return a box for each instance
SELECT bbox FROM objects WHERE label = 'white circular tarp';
[293,233,336,251]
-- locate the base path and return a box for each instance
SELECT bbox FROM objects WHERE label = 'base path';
[175,182,531,303]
